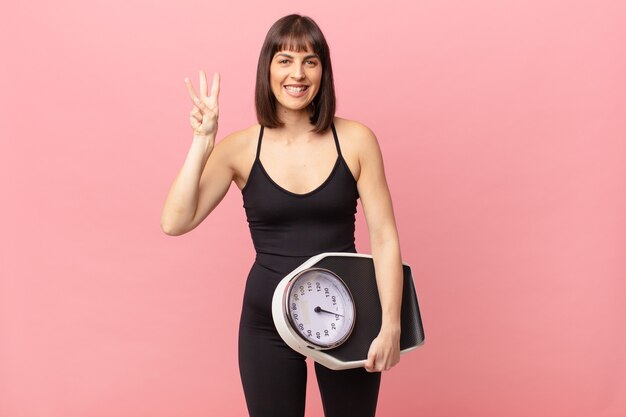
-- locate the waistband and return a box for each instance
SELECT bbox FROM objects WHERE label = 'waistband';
[253,247,357,275]
[254,252,312,275]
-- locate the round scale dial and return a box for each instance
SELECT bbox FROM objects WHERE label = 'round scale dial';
[285,268,356,349]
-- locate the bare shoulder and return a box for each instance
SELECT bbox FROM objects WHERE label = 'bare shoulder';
[214,124,260,156]
[334,116,379,148]
[209,124,259,168]
[333,117,381,164]
[209,124,260,187]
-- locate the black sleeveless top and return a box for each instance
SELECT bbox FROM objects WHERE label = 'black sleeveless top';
[241,123,359,258]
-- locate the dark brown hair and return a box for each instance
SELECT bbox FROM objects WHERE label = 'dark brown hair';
[255,14,336,133]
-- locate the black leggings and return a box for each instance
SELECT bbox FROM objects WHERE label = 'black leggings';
[238,261,381,417]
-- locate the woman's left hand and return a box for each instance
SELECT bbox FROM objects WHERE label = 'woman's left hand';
[364,326,401,372]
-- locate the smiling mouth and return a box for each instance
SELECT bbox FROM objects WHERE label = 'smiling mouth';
[284,85,309,93]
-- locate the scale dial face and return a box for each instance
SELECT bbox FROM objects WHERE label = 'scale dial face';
[285,268,356,349]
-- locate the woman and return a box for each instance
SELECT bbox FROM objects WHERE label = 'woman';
[161,14,404,417]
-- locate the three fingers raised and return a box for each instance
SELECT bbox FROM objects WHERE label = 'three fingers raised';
[185,71,220,109]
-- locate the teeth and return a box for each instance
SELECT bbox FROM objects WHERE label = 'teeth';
[285,86,307,93]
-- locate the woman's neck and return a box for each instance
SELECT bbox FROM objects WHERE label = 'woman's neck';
[275,106,316,136]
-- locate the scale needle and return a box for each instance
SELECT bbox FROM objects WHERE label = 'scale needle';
[314,306,344,317]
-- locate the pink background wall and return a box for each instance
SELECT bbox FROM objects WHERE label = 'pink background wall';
[2,0,625,416]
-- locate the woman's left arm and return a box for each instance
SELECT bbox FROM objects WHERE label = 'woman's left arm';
[353,123,403,372]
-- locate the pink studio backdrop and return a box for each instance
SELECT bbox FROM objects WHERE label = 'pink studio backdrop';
[1,0,625,416]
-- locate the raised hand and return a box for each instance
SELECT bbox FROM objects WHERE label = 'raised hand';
[185,70,220,138]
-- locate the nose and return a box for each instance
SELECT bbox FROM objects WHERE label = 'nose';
[291,64,305,80]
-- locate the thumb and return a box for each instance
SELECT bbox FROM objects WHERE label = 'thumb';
[364,346,376,372]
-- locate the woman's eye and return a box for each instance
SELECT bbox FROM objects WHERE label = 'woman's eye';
[306,60,318,66]
[278,59,290,64]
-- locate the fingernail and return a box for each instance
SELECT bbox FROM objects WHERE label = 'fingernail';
[194,98,200,103]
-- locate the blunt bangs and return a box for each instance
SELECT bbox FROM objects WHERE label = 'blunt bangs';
[273,28,319,56]
[277,34,315,54]
[255,14,336,133]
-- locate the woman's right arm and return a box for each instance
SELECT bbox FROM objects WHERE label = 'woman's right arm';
[160,71,232,236]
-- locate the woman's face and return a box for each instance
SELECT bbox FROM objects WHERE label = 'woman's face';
[269,48,322,113]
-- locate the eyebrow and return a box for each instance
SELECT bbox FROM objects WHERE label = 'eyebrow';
[274,52,320,60]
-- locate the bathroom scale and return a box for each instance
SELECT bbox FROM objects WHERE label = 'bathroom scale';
[272,252,425,370]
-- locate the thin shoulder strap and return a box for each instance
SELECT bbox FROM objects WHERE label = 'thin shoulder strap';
[255,125,264,160]
[330,122,343,157]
